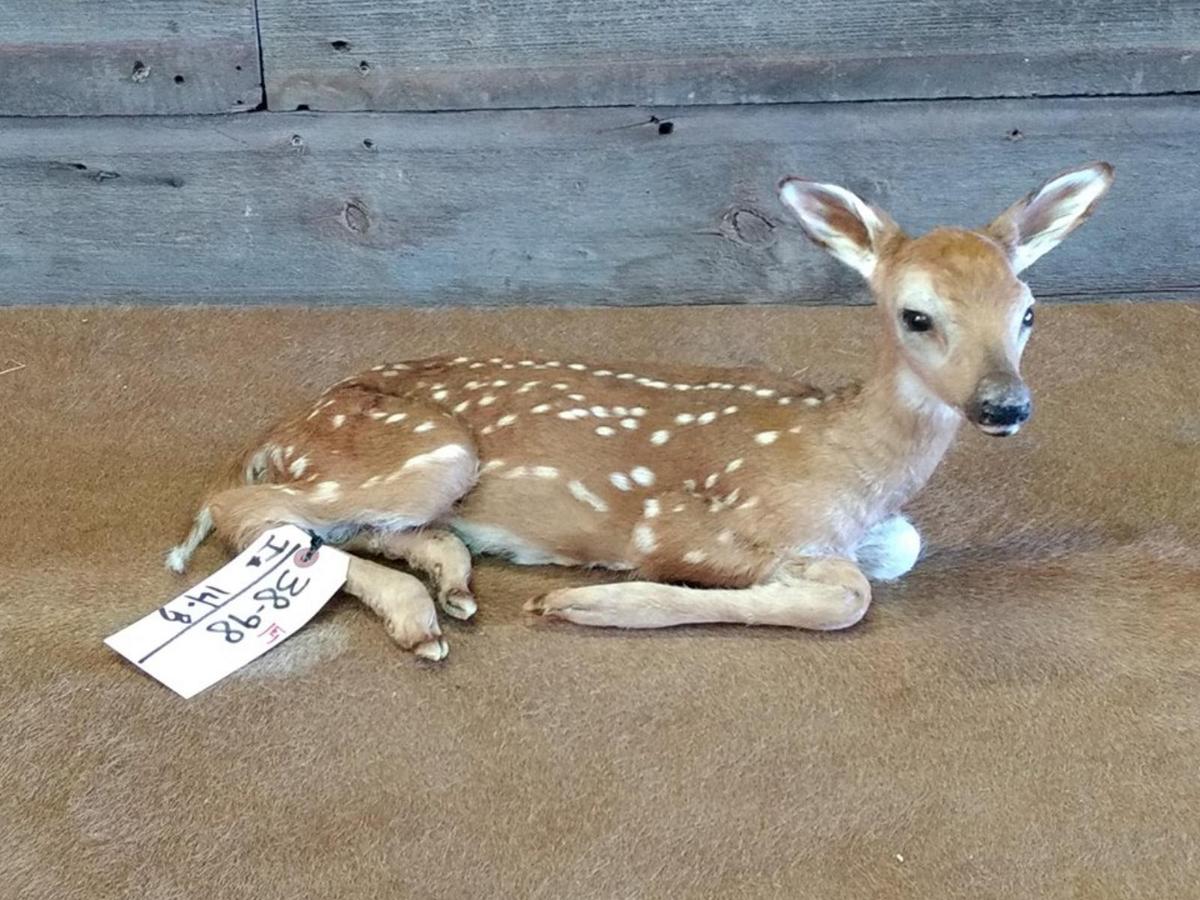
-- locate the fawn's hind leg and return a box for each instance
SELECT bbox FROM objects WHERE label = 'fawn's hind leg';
[204,482,454,659]
[342,528,477,621]
[204,404,479,658]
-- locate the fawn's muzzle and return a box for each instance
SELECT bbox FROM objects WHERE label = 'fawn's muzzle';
[966,374,1031,436]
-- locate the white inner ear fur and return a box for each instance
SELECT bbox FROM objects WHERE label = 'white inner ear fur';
[1009,166,1111,273]
[779,181,888,279]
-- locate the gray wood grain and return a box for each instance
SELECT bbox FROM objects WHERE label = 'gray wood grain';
[0,1,261,116]
[259,0,1200,111]
[0,96,1195,306]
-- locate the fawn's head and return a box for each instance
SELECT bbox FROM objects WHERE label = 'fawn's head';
[778,163,1114,436]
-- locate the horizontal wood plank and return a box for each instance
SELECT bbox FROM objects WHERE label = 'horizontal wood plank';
[0,1,261,115]
[259,0,1200,111]
[0,96,1195,305]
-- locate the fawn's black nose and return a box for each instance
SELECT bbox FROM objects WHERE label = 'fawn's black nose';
[967,374,1032,435]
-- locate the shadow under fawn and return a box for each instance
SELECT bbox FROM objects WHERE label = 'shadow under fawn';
[168,163,1114,659]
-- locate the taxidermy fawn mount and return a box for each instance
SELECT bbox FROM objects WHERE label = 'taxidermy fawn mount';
[168,162,1114,659]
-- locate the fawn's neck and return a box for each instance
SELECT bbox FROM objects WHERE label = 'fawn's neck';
[824,340,963,518]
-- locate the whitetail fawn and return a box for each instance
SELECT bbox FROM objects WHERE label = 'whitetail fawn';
[168,162,1113,659]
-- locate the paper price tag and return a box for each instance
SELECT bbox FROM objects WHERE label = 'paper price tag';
[106,526,349,698]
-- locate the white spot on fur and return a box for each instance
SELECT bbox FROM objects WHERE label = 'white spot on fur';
[414,421,435,433]
[552,382,569,390]
[492,379,509,387]
[453,400,471,413]
[675,413,695,425]
[617,373,635,380]
[725,458,743,473]
[704,473,719,489]
[620,418,638,430]
[568,480,609,512]
[481,459,505,473]
[569,393,586,402]
[631,407,646,417]
[532,466,559,479]
[755,431,779,445]
[496,414,518,427]
[568,363,587,371]
[643,498,661,518]
[754,388,776,398]
[559,408,588,420]
[697,411,717,425]
[737,497,760,510]
[289,457,309,478]
[479,395,496,407]
[312,481,341,502]
[595,425,616,436]
[630,466,655,487]
[361,475,382,488]
[633,524,657,553]
[385,413,406,424]
[532,403,552,414]
[610,472,632,491]
[590,405,610,417]
[717,530,734,545]
[683,550,708,564]
[403,444,470,469]
[803,396,822,407]
[433,390,449,401]
[594,369,613,377]
[650,429,670,445]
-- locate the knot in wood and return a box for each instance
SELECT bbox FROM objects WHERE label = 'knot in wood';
[720,208,776,247]
[342,199,370,234]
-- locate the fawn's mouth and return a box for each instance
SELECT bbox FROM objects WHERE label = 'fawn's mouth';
[975,421,1024,437]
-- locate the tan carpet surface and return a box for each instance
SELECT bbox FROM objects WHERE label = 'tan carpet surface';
[2,302,1198,899]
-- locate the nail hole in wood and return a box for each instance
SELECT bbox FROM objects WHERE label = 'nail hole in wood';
[174,74,185,84]
[657,121,674,135]
[331,40,351,51]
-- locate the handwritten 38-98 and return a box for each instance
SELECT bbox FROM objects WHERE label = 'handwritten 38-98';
[106,525,349,698]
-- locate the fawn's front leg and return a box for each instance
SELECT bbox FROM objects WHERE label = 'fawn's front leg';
[527,557,871,631]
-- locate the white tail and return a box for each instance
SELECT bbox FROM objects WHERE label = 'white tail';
[168,163,1113,660]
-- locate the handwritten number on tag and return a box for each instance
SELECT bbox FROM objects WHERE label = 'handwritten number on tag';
[228,612,262,631]
[159,608,192,625]
[206,620,244,643]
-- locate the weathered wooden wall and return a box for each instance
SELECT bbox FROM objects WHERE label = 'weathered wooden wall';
[0,1,261,116]
[0,1,1197,305]
[257,0,1200,111]
[3,98,1194,306]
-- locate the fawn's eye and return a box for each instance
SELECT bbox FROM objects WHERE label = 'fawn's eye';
[1022,306,1035,329]
[901,309,934,333]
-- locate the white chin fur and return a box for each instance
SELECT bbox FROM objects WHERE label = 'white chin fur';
[977,422,1022,437]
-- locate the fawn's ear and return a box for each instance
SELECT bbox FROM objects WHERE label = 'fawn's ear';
[778,178,898,279]
[985,162,1114,273]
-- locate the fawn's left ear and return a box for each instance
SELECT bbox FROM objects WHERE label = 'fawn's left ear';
[985,162,1115,273]
[778,178,899,279]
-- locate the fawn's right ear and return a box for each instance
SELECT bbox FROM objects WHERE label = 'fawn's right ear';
[778,178,898,279]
